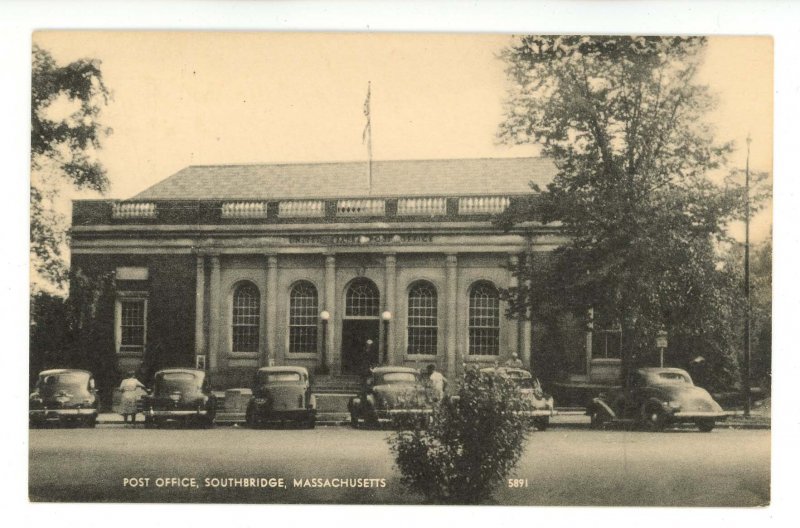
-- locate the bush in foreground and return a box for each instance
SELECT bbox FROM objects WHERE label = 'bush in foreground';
[388,367,530,504]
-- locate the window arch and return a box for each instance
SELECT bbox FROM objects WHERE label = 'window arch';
[407,281,438,355]
[232,282,260,353]
[345,279,380,317]
[289,281,319,353]
[468,281,500,355]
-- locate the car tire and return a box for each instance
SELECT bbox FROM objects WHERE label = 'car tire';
[696,419,715,433]
[534,417,550,431]
[589,409,607,430]
[643,405,666,432]
[305,416,316,429]
[85,416,97,428]
[350,412,359,429]
[144,416,156,429]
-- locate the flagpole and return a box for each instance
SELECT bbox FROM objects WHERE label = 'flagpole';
[363,81,372,194]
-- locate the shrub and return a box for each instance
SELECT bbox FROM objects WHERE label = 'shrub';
[388,366,530,504]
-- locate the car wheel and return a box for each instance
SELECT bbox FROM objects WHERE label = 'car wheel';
[589,409,607,430]
[350,412,359,429]
[535,417,549,431]
[643,405,666,432]
[84,416,97,428]
[696,419,715,433]
[366,413,379,429]
[144,416,156,429]
[305,416,316,429]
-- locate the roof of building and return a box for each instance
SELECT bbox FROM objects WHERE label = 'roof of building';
[132,157,556,200]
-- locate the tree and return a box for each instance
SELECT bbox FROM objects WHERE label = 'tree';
[498,36,754,389]
[31,45,110,287]
[388,368,529,504]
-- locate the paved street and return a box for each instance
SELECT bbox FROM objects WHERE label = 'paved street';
[29,424,770,506]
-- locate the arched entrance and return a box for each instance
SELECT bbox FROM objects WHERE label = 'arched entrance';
[341,278,381,374]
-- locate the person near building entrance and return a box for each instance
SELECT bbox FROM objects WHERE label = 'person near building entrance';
[360,339,377,381]
[425,364,447,403]
[505,353,524,368]
[119,371,146,424]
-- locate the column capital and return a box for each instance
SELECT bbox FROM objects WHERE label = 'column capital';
[265,254,278,267]
[210,254,221,266]
[508,253,520,266]
[325,254,336,267]
[385,253,397,265]
[445,253,458,267]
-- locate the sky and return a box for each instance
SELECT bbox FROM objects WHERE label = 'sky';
[32,32,772,241]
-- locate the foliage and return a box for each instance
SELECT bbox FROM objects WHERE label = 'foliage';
[31,45,110,287]
[29,269,119,404]
[498,36,763,389]
[388,367,530,504]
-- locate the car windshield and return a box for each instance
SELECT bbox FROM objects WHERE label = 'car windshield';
[259,372,302,383]
[652,372,692,385]
[39,372,89,394]
[377,372,417,384]
[155,372,201,394]
[514,377,537,390]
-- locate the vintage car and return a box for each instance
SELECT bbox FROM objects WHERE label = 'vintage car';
[142,368,217,428]
[348,366,431,428]
[245,366,316,428]
[29,369,99,428]
[480,367,556,431]
[586,367,727,432]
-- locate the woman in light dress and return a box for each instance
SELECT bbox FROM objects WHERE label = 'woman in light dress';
[119,372,146,424]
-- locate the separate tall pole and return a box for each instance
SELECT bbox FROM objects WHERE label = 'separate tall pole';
[362,81,372,194]
[744,134,752,417]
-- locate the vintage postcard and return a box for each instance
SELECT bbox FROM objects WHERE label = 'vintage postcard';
[28,31,772,507]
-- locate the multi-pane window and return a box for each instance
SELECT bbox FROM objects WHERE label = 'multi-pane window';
[468,282,500,355]
[345,279,380,317]
[120,299,146,352]
[232,283,260,352]
[289,281,318,353]
[407,281,438,355]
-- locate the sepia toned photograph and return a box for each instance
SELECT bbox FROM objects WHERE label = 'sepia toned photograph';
[27,30,772,507]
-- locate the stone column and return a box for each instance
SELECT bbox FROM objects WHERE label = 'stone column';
[194,255,206,366]
[384,254,397,365]
[266,254,278,366]
[324,254,338,374]
[208,254,221,370]
[445,253,458,380]
[510,254,533,370]
[510,254,529,366]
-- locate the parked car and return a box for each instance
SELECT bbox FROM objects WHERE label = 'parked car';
[586,367,727,432]
[142,368,216,428]
[29,369,98,428]
[480,367,555,431]
[348,366,431,428]
[245,366,316,428]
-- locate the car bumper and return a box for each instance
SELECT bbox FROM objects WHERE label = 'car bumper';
[670,411,727,420]
[253,408,315,420]
[30,409,97,420]
[146,409,210,417]
[375,408,432,420]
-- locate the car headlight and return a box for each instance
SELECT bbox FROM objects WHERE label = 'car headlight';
[254,397,268,405]
[664,401,681,411]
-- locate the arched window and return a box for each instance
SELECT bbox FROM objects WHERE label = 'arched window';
[232,283,260,352]
[289,281,319,353]
[407,281,438,355]
[345,279,380,317]
[468,281,500,355]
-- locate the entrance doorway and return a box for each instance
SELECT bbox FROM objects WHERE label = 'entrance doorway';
[341,319,380,374]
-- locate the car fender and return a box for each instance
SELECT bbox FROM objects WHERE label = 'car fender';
[642,396,667,415]
[588,397,616,420]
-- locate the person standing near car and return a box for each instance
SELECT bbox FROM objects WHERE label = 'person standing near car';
[426,364,447,403]
[119,371,146,424]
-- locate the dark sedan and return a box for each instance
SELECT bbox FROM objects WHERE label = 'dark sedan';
[29,369,98,428]
[587,367,727,432]
[245,366,316,428]
[142,368,217,428]
[348,366,431,428]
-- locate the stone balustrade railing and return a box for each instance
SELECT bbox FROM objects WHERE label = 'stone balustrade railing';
[221,202,269,218]
[336,199,386,216]
[397,197,447,216]
[112,202,157,219]
[457,196,510,215]
[278,200,325,218]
